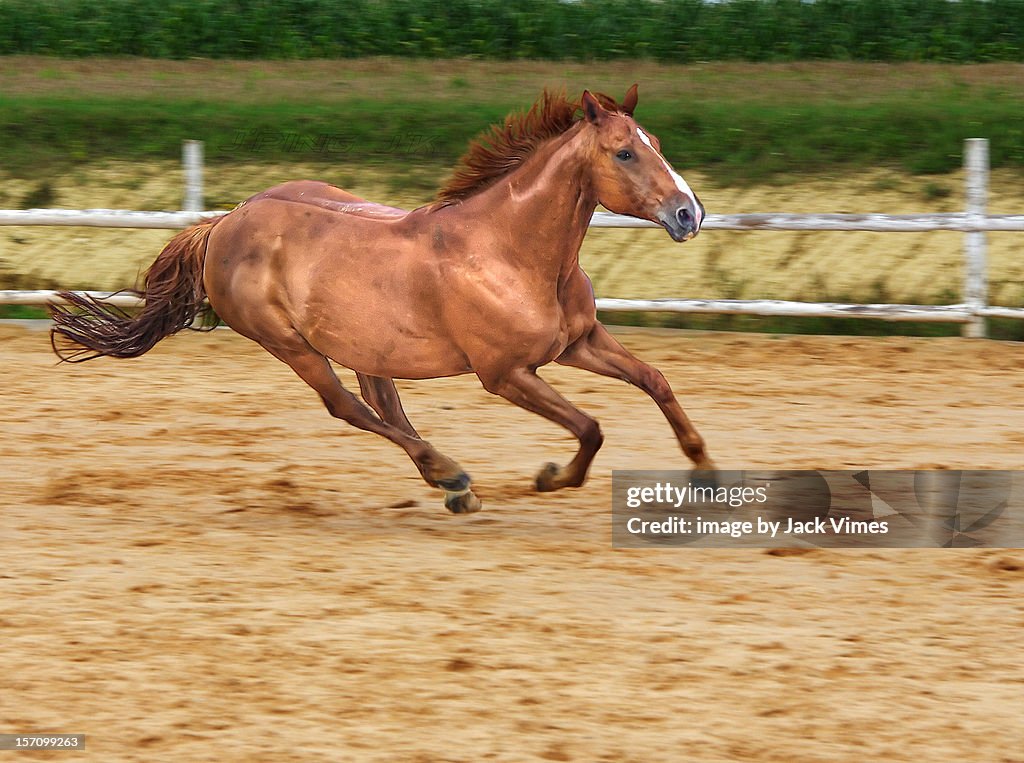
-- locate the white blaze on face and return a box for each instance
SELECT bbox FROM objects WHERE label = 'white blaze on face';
[635,127,702,227]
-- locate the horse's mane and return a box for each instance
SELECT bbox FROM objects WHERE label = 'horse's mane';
[435,89,623,205]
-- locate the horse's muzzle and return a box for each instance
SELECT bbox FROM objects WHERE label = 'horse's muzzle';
[656,198,704,243]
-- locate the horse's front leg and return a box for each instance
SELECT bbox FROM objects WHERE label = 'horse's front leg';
[556,323,715,470]
[477,366,604,492]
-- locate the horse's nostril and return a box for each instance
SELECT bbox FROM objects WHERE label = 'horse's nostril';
[676,207,695,230]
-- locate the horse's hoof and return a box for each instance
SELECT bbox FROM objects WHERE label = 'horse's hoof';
[691,467,719,490]
[436,472,471,493]
[535,462,562,492]
[445,490,482,514]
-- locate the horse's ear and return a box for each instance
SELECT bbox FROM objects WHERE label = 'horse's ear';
[581,90,607,125]
[622,83,638,116]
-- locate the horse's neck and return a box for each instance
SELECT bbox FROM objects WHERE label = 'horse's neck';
[470,127,596,280]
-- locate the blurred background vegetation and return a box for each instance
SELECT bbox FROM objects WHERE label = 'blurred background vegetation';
[2,0,1023,178]
[2,58,1023,180]
[1,0,1022,62]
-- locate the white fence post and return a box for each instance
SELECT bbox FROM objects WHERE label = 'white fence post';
[963,138,988,338]
[182,140,204,214]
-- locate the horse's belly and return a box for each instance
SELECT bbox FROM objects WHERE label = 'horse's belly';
[303,310,471,379]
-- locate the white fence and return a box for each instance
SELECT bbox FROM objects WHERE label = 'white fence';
[3,138,1024,338]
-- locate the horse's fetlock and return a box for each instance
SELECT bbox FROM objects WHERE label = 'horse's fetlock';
[582,419,604,450]
[684,437,709,461]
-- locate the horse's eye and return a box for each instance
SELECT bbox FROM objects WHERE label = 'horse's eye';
[616,149,633,162]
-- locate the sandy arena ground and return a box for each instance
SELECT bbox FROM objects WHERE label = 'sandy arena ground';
[2,323,1023,762]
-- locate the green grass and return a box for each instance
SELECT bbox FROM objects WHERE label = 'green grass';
[3,83,1024,182]
[0,305,51,319]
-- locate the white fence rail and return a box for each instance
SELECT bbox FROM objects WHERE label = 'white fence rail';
[5,208,1024,233]
[3,139,1023,337]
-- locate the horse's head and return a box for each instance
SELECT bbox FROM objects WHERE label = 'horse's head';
[581,85,704,242]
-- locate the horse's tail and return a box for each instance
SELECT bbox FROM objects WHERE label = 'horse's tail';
[50,217,222,363]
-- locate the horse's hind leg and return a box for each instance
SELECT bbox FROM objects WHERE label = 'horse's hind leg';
[265,339,480,513]
[356,373,419,438]
[352,374,480,511]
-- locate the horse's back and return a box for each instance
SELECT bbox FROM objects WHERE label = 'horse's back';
[241,180,408,220]
[205,180,417,313]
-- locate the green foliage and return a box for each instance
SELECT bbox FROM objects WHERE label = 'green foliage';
[0,305,50,319]
[3,86,1023,181]
[1,0,1023,62]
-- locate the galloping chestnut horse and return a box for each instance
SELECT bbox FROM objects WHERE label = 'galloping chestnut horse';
[51,87,714,513]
